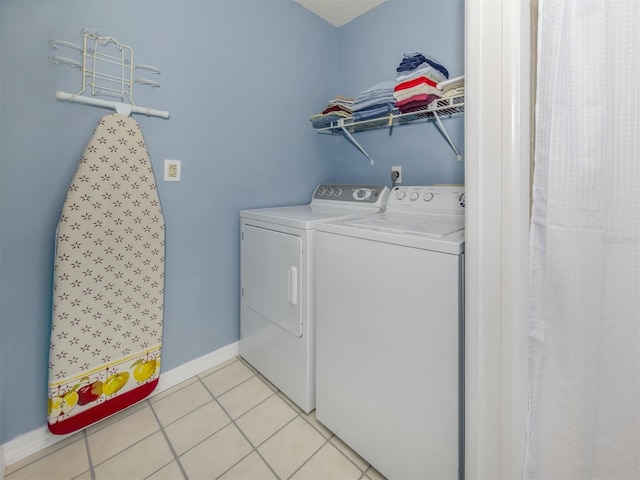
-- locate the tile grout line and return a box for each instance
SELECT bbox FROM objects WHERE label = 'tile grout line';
[206,365,370,480]
[7,355,380,480]
[3,430,85,477]
[231,360,373,479]
[150,390,218,430]
[5,402,148,478]
[196,373,283,479]
[285,435,331,480]
[82,429,96,480]
[86,403,178,475]
[82,399,150,436]
[291,402,372,477]
[147,361,277,477]
[330,440,374,480]
[234,362,381,479]
[89,429,160,470]
[284,421,371,480]
[147,399,190,480]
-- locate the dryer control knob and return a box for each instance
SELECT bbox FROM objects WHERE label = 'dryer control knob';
[317,187,326,196]
[335,188,343,196]
[396,191,406,200]
[353,188,372,200]
[327,187,335,196]
[410,192,419,201]
[423,192,434,201]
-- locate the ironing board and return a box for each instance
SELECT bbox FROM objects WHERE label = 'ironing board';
[48,113,165,434]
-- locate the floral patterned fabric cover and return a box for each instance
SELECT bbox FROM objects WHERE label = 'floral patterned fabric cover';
[48,113,165,434]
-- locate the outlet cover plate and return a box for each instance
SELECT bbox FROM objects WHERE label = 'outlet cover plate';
[164,159,181,182]
[392,165,402,183]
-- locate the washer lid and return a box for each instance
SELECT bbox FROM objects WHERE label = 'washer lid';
[343,213,464,237]
[318,211,465,254]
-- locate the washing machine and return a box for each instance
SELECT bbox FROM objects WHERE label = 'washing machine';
[315,185,465,479]
[240,184,389,413]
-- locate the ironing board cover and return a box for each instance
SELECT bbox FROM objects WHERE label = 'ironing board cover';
[48,113,165,434]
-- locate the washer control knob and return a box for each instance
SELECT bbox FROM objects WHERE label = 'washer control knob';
[327,187,335,196]
[334,188,343,196]
[458,192,466,208]
[353,188,372,200]
[395,190,406,200]
[317,187,326,196]
[423,192,434,201]
[410,192,419,201]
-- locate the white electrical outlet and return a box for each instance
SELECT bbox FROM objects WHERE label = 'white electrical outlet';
[392,166,402,184]
[164,159,181,182]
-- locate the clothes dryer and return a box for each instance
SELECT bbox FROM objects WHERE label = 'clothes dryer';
[240,184,389,413]
[315,185,465,479]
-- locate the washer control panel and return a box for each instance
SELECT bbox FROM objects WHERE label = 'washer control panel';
[312,184,389,207]
[388,186,465,214]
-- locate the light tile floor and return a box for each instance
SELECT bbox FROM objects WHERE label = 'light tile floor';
[5,357,387,480]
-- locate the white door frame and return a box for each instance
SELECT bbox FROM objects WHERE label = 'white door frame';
[464,0,531,478]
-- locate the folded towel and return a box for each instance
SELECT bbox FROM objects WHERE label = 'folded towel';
[436,75,464,92]
[353,81,396,112]
[352,102,396,121]
[395,94,431,108]
[397,95,441,113]
[310,111,351,129]
[394,83,441,103]
[395,75,438,92]
[396,52,449,79]
[322,105,352,115]
[396,64,447,84]
[441,87,465,99]
[326,96,354,110]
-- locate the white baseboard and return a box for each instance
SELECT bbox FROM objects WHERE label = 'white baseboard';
[2,341,239,468]
[155,341,239,393]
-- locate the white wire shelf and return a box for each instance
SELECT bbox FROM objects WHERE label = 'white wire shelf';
[317,94,464,133]
[315,94,464,164]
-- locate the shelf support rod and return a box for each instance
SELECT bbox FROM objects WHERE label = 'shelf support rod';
[337,121,375,165]
[433,111,463,161]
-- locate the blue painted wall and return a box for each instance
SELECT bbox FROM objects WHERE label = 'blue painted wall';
[334,0,465,186]
[0,0,336,443]
[0,0,463,443]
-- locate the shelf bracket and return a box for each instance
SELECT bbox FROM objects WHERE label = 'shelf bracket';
[336,119,375,165]
[433,111,463,161]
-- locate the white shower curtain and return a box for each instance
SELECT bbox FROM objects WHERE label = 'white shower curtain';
[526,1,639,479]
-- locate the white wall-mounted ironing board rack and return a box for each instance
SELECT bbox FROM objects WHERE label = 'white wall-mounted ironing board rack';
[50,28,170,119]
[55,91,169,118]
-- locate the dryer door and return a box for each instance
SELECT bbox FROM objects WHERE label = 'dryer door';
[242,224,303,337]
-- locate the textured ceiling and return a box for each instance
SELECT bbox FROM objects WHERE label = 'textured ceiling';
[295,0,387,27]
